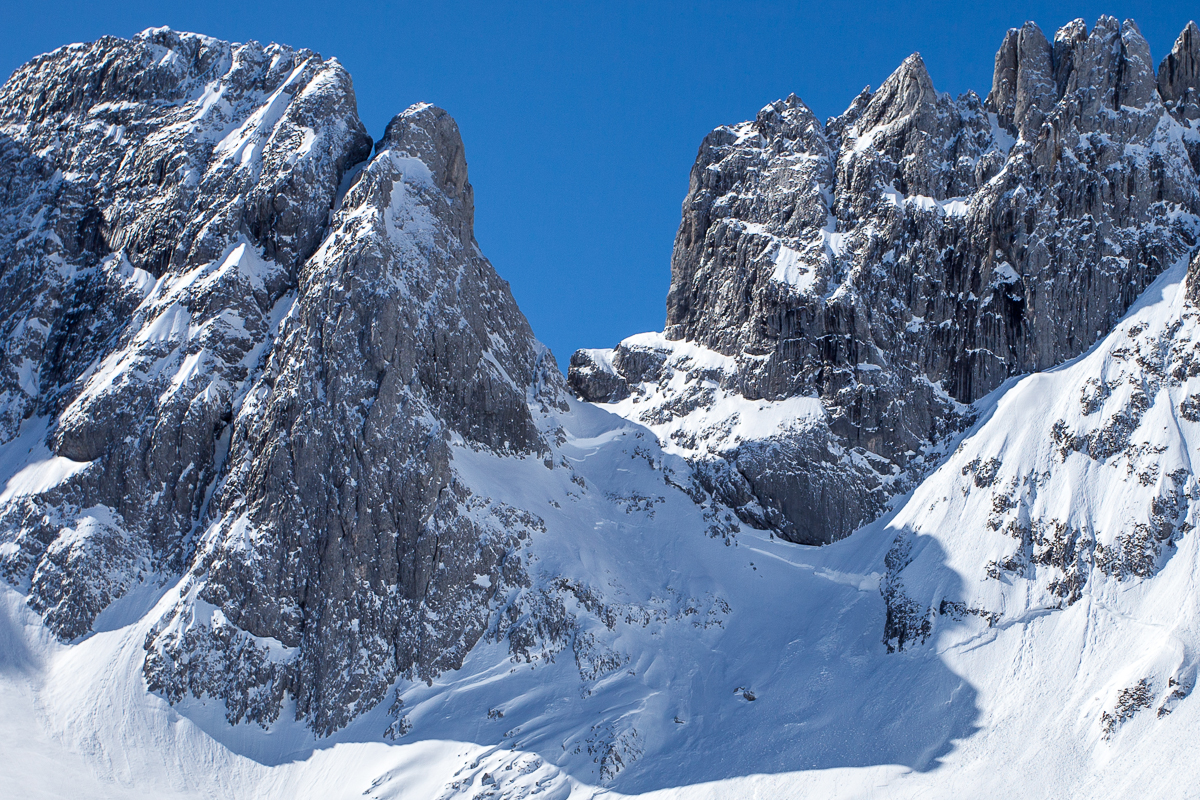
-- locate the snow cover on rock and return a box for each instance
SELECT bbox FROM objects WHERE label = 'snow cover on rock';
[1,16,1200,800]
[4,260,1200,798]
[572,16,1200,547]
[143,101,570,735]
[0,26,371,642]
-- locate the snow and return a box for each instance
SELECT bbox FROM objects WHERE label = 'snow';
[0,419,89,503]
[377,152,439,262]
[992,261,1021,284]
[213,61,309,170]
[987,112,1017,154]
[577,346,615,373]
[0,457,88,504]
[770,243,818,293]
[135,302,192,344]
[1,339,1199,798]
[593,334,827,461]
[881,186,971,217]
[6,254,1199,796]
[2,45,1199,798]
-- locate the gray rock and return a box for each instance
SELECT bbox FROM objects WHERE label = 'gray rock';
[0,26,568,737]
[572,17,1200,545]
[567,349,630,403]
[1159,21,1200,120]
[143,103,567,735]
[987,22,1055,139]
[0,28,371,639]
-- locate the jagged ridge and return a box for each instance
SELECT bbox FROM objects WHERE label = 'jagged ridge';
[571,16,1200,545]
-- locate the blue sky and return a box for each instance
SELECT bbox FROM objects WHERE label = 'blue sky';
[1,1,1194,366]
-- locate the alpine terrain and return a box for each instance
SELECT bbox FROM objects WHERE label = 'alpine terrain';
[1,16,1199,800]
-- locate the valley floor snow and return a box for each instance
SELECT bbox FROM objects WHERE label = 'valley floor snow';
[3,275,1200,798]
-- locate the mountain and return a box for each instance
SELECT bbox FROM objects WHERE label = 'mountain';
[1,16,1199,800]
[570,16,1200,546]
[0,27,372,641]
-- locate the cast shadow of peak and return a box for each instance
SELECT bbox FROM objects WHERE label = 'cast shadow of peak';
[607,531,982,793]
[167,529,982,792]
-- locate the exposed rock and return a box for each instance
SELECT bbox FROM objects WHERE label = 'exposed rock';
[0,29,569,734]
[987,22,1056,139]
[573,17,1200,545]
[144,102,566,734]
[1158,20,1200,119]
[0,27,371,638]
[567,349,630,403]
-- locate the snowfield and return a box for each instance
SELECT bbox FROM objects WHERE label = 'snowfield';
[3,17,1200,800]
[2,264,1199,799]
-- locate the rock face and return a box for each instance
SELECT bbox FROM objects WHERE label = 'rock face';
[0,29,566,734]
[3,15,1200,749]
[144,104,565,734]
[1159,20,1200,120]
[571,17,1200,545]
[0,27,371,638]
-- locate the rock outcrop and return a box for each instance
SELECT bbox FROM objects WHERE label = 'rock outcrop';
[571,17,1200,545]
[0,27,371,637]
[1159,20,1200,119]
[143,103,566,734]
[3,15,1200,748]
[0,29,566,734]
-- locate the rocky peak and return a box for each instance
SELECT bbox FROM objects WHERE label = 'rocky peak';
[7,28,224,119]
[752,93,827,153]
[856,53,936,133]
[1159,20,1200,119]
[1116,19,1159,108]
[992,17,1165,138]
[141,92,565,733]
[1,27,372,280]
[1051,18,1090,97]
[1051,16,1159,119]
[379,103,474,239]
[0,28,565,739]
[0,27,374,640]
[573,15,1200,546]
[985,22,1055,138]
[837,51,990,206]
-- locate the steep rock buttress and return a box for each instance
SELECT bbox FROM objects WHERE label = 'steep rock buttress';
[570,17,1200,545]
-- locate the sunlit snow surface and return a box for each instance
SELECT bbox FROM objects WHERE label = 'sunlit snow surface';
[2,273,1200,798]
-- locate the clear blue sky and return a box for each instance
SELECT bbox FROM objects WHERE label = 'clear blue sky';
[1,1,1193,367]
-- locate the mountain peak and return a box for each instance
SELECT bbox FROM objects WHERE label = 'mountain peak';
[852,51,937,136]
[1159,19,1200,113]
[985,19,1054,136]
[379,102,474,237]
[4,17,1200,798]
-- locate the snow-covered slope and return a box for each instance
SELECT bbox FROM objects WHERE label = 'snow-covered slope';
[3,16,1200,800]
[4,259,1200,798]
[883,253,1200,726]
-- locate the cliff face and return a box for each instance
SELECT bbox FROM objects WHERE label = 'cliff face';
[571,17,1200,545]
[2,18,1200,796]
[0,29,567,734]
[144,104,568,735]
[0,27,372,638]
